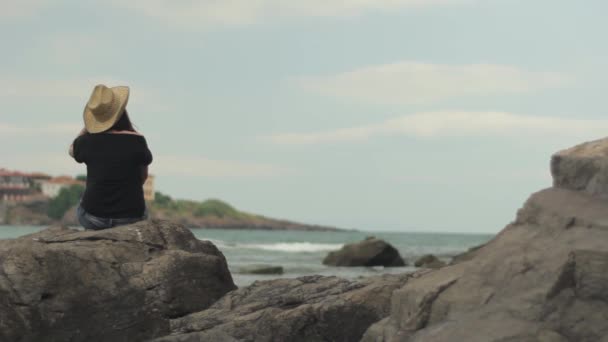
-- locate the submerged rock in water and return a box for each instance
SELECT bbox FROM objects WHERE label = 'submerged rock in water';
[238,265,284,275]
[362,137,608,342]
[153,273,411,342]
[0,220,236,342]
[414,254,446,269]
[322,237,406,267]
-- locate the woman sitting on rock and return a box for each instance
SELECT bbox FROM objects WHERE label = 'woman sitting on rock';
[69,84,153,230]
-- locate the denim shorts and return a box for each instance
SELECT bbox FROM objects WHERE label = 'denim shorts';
[77,204,148,230]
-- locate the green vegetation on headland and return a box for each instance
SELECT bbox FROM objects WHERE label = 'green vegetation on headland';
[151,192,249,219]
[47,185,84,220]
[148,192,342,231]
[1,190,344,231]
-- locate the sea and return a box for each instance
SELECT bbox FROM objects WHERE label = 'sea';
[0,226,493,287]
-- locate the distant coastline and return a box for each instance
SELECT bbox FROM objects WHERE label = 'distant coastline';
[0,168,347,232]
[0,196,348,232]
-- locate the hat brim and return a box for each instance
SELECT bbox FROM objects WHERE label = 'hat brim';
[83,86,130,134]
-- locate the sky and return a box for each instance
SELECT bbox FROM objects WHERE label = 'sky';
[1,0,607,233]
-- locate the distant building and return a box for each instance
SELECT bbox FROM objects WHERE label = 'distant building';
[28,172,52,186]
[143,175,155,202]
[0,168,33,202]
[40,176,84,198]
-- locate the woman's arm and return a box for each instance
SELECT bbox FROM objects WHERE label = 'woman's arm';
[69,127,88,158]
[141,166,149,185]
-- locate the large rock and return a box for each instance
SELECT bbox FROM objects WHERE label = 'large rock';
[0,202,6,224]
[323,237,406,267]
[61,204,79,226]
[551,137,608,198]
[154,273,412,342]
[0,220,236,342]
[3,200,54,226]
[414,254,446,269]
[362,137,608,342]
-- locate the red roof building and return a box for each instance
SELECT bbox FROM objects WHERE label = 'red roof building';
[0,168,34,202]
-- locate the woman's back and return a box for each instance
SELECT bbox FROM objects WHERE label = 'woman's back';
[73,132,152,218]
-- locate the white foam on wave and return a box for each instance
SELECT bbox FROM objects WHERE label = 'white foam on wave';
[202,238,232,249]
[239,242,344,253]
[196,237,343,253]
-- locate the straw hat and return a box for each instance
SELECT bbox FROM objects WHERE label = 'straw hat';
[83,84,130,133]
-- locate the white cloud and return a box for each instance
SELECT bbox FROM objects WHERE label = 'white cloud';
[1,152,287,179]
[5,0,473,24]
[0,77,142,99]
[37,32,118,66]
[0,77,171,114]
[393,167,551,184]
[0,0,51,18]
[264,111,608,144]
[1,154,84,176]
[0,122,82,137]
[297,62,568,105]
[0,78,90,99]
[110,0,471,29]
[153,155,287,178]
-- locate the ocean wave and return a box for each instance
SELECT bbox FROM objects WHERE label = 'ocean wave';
[238,242,343,253]
[200,238,471,258]
[197,237,343,253]
[202,238,234,249]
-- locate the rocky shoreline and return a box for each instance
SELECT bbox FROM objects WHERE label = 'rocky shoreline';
[2,137,608,341]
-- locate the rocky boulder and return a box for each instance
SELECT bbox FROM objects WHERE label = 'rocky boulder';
[414,254,446,269]
[3,200,54,226]
[362,137,608,342]
[551,138,608,198]
[0,220,236,342]
[323,237,406,267]
[61,204,79,226]
[153,273,412,342]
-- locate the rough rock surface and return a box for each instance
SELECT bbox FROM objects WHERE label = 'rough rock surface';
[362,137,608,342]
[323,237,406,267]
[0,220,236,342]
[3,200,54,226]
[448,243,485,265]
[154,273,413,342]
[413,254,446,269]
[551,138,608,198]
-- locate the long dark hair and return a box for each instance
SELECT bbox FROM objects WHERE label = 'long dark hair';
[111,110,136,132]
